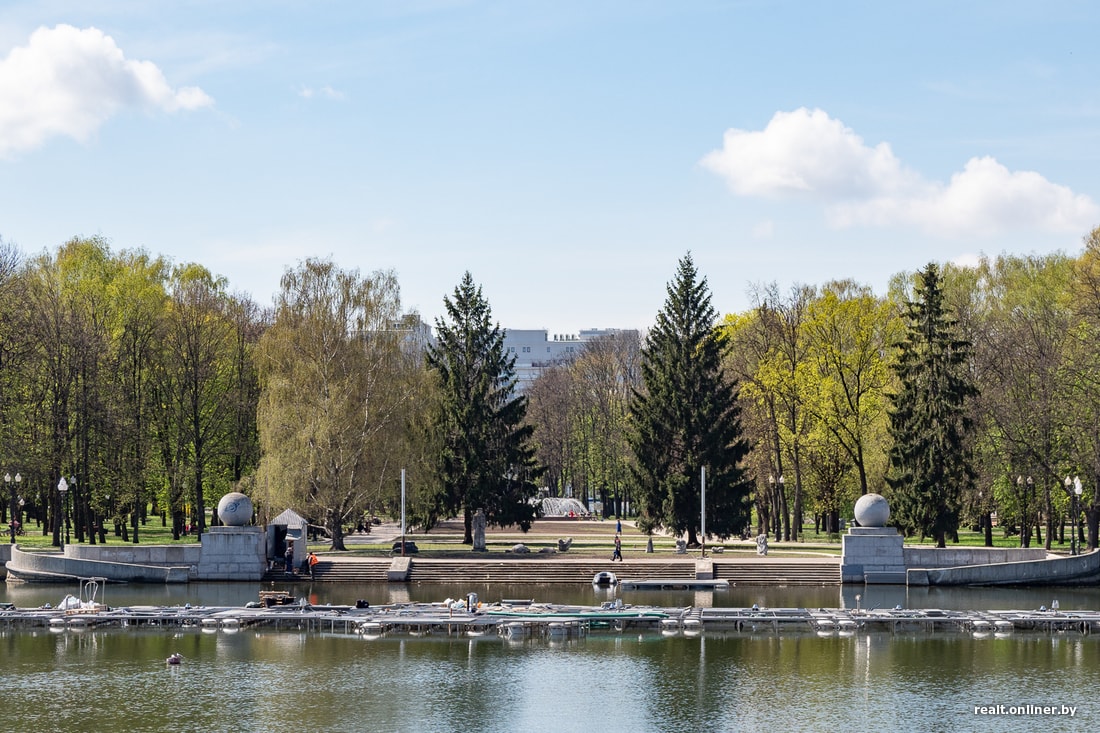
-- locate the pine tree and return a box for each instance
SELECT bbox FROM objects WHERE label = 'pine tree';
[426,272,539,544]
[629,254,752,545]
[886,263,977,547]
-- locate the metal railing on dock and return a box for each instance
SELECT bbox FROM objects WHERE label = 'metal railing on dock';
[4,602,1100,638]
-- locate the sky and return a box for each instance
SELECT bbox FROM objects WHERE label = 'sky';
[1,1,1099,335]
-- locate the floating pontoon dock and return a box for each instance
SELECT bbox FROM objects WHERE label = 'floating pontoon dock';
[5,601,1100,638]
[618,578,730,591]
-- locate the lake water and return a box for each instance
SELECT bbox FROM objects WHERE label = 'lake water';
[2,582,1097,732]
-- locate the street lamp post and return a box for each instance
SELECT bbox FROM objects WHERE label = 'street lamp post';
[58,477,70,549]
[6,472,20,543]
[1066,475,1083,556]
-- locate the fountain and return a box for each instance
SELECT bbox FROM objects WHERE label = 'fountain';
[539,497,590,517]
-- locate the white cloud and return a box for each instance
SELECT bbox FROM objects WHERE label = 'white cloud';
[0,24,213,157]
[950,253,982,270]
[702,107,1098,237]
[299,85,346,101]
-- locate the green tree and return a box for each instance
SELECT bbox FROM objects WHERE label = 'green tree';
[156,265,238,538]
[105,249,171,543]
[525,362,576,498]
[630,254,751,545]
[805,280,896,497]
[569,331,640,517]
[425,272,539,544]
[969,253,1075,548]
[887,263,977,547]
[255,259,424,551]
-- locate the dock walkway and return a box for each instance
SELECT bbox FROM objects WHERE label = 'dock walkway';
[4,601,1098,638]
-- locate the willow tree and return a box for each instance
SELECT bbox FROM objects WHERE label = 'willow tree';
[425,272,538,544]
[887,263,977,547]
[255,259,424,551]
[630,253,751,546]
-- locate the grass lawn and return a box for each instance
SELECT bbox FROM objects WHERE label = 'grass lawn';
[8,515,1056,557]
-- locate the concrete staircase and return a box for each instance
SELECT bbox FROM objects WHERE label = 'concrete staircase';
[405,558,694,584]
[261,558,391,583]
[262,556,841,586]
[713,559,840,586]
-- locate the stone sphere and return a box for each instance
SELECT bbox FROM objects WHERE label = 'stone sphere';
[854,493,890,527]
[217,492,253,526]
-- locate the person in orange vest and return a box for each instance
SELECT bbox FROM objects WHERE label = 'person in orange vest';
[307,551,319,580]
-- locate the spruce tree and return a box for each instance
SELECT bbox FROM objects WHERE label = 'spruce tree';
[426,272,538,544]
[629,254,752,545]
[886,263,977,547]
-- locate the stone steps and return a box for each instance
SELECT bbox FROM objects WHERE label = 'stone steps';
[405,559,692,584]
[715,561,840,586]
[263,557,841,586]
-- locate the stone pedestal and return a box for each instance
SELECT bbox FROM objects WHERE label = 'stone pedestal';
[841,526,907,584]
[196,526,266,581]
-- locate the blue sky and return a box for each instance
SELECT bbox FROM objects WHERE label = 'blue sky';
[1,2,1098,334]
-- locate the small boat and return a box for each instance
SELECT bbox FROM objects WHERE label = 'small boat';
[592,571,618,587]
[166,653,183,666]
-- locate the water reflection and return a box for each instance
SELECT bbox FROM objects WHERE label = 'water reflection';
[2,618,1098,732]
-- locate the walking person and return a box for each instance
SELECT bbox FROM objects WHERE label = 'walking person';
[612,533,623,562]
[616,518,622,535]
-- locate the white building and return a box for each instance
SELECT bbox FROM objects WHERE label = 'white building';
[503,328,635,391]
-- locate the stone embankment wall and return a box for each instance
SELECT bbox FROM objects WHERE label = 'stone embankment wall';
[7,545,189,582]
[904,547,1047,568]
[67,543,201,568]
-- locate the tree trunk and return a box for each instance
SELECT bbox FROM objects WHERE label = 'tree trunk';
[330,522,347,551]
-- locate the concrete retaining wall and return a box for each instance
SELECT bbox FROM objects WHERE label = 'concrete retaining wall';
[908,550,1100,586]
[67,544,201,568]
[6,528,267,583]
[7,545,189,583]
[904,547,1047,569]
